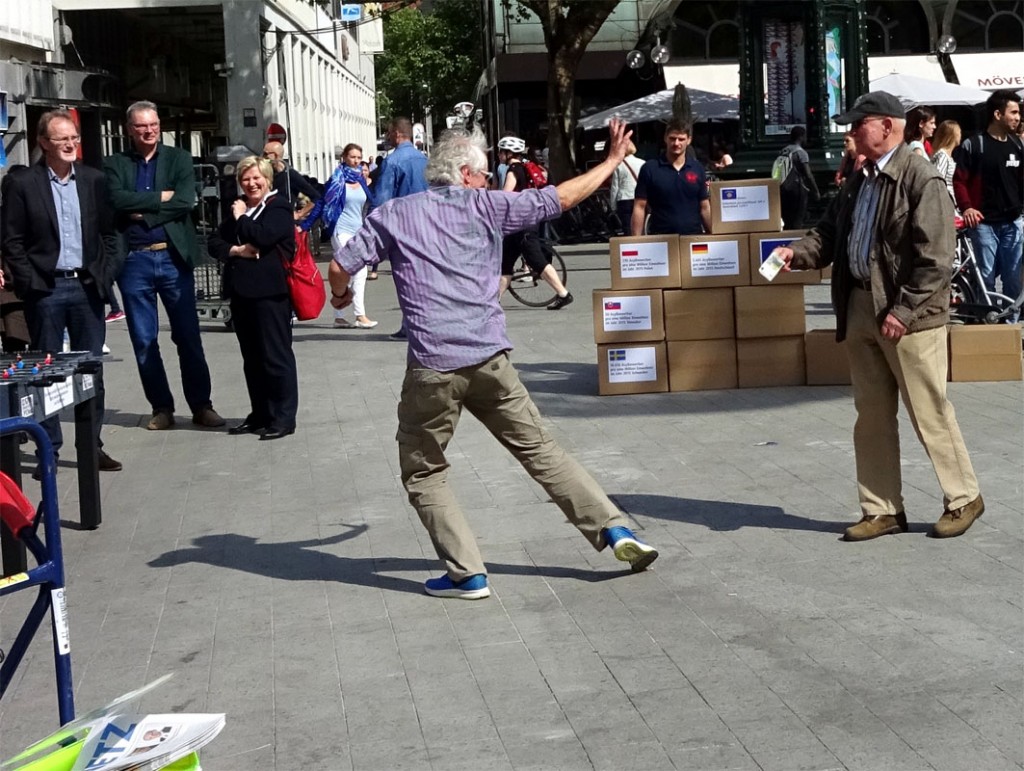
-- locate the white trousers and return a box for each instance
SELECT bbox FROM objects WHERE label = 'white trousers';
[331,230,369,319]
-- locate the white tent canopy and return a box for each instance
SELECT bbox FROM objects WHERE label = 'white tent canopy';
[578,87,739,131]
[868,73,992,108]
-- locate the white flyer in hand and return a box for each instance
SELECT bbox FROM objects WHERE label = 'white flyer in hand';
[758,248,787,282]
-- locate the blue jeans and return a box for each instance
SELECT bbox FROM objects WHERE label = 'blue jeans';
[24,276,106,453]
[969,217,1023,321]
[118,248,213,414]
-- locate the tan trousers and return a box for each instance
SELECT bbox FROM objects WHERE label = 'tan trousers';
[846,288,979,516]
[397,353,631,580]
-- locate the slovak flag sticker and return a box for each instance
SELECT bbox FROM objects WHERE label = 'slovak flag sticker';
[604,301,622,310]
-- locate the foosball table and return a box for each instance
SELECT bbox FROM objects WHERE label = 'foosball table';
[1,351,104,574]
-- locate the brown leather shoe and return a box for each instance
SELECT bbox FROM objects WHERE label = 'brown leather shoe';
[147,410,175,430]
[843,511,908,541]
[191,407,226,428]
[931,494,984,538]
[98,449,122,472]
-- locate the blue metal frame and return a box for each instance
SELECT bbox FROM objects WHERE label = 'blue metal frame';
[0,416,75,725]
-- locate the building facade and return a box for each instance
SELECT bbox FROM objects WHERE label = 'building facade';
[1,0,381,185]
[479,0,1022,169]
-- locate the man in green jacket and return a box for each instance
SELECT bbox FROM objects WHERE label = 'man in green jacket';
[777,91,983,542]
[104,100,224,431]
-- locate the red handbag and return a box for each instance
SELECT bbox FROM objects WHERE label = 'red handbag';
[283,229,326,321]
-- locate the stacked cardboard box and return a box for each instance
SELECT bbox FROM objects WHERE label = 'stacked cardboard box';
[593,180,1020,394]
[595,179,821,394]
[948,324,1023,382]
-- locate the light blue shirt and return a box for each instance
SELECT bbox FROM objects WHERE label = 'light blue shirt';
[847,145,897,280]
[373,141,428,208]
[335,182,368,236]
[48,164,84,270]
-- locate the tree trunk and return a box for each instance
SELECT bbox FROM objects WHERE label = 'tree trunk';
[517,0,620,183]
[546,47,578,183]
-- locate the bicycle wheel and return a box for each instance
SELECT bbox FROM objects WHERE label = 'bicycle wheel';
[507,251,567,308]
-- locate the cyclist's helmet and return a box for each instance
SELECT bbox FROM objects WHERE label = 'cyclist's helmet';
[497,136,526,154]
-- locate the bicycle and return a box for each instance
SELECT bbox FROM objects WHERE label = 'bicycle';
[505,236,568,308]
[949,216,1024,324]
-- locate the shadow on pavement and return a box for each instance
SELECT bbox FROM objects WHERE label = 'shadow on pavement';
[611,493,842,533]
[147,524,631,593]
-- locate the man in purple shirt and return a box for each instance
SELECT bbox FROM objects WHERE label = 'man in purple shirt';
[329,119,658,600]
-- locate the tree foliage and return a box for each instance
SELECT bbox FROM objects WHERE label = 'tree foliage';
[374,0,483,137]
[510,0,620,182]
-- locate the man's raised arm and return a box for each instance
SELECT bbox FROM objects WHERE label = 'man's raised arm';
[556,119,633,212]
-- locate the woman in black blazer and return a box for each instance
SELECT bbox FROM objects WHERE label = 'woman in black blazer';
[208,156,298,440]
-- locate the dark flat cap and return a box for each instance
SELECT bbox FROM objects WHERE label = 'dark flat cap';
[833,91,906,124]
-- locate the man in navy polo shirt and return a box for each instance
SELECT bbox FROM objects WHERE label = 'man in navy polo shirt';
[631,120,711,236]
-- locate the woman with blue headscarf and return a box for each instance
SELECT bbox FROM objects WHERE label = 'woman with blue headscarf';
[302,143,377,328]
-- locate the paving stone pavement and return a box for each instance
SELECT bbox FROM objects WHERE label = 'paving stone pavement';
[1,249,1021,771]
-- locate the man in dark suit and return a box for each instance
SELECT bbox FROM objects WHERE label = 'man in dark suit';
[104,100,224,431]
[0,110,121,472]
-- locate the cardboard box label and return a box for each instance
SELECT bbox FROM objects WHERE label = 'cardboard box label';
[602,295,653,331]
[718,185,770,223]
[688,240,740,277]
[755,237,798,264]
[618,241,670,278]
[607,347,658,383]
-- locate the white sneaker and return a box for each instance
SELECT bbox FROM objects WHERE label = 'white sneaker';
[355,319,378,329]
[102,343,111,354]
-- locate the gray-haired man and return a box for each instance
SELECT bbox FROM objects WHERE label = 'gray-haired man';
[328,120,658,599]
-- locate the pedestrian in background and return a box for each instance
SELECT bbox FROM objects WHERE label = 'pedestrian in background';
[835,130,864,187]
[930,120,961,207]
[904,106,936,158]
[777,91,983,541]
[302,143,377,329]
[953,89,1023,321]
[778,125,820,229]
[498,135,573,310]
[207,156,298,441]
[372,116,428,335]
[609,140,644,235]
[2,110,122,473]
[104,100,225,432]
[631,120,711,236]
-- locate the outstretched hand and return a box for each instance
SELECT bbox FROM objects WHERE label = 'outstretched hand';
[605,118,634,167]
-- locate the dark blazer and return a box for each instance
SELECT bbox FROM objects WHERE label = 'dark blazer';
[207,193,295,299]
[1,161,117,300]
[104,143,200,268]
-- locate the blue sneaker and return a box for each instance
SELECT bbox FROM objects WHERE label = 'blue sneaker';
[603,526,659,572]
[424,573,491,600]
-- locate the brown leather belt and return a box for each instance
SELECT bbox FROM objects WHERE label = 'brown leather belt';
[135,242,169,252]
[852,277,872,291]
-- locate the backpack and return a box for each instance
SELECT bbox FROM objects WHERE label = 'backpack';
[522,160,549,189]
[771,148,793,183]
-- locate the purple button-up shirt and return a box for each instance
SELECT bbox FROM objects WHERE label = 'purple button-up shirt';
[335,184,561,371]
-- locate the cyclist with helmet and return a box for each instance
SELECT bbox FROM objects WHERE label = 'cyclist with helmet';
[497,136,574,310]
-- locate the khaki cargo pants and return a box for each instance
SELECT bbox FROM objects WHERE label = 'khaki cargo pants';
[397,353,630,581]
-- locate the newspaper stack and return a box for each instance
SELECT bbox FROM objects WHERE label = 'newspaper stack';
[2,676,225,771]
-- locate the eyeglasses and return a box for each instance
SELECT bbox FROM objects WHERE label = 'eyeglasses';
[477,169,493,180]
[131,122,160,130]
[47,136,81,146]
[851,116,886,131]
